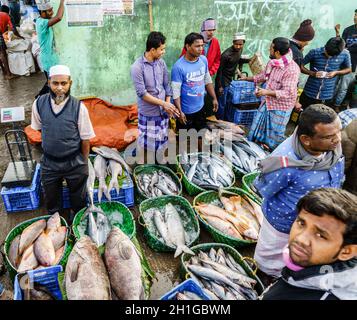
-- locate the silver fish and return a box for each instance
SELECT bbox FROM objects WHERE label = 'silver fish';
[153,210,173,246]
[165,203,194,258]
[92,146,132,174]
[183,291,203,300]
[108,160,122,194]
[94,155,111,203]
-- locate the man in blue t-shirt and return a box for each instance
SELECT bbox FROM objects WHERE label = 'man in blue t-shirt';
[35,0,65,97]
[171,32,218,131]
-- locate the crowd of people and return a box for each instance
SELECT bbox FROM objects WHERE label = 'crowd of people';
[1,0,357,300]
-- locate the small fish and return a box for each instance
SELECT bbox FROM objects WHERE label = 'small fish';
[17,245,38,272]
[34,233,56,267]
[107,160,123,194]
[19,219,47,255]
[94,155,111,202]
[9,235,21,268]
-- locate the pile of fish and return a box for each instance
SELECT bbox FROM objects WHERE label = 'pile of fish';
[8,213,66,273]
[185,248,259,300]
[217,137,268,174]
[181,153,234,189]
[195,192,263,241]
[91,146,132,202]
[137,170,179,198]
[151,203,194,258]
[65,227,144,300]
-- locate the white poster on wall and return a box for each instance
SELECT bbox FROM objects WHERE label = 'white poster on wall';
[103,0,134,15]
[66,0,104,27]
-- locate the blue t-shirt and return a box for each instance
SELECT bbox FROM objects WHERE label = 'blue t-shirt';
[35,17,59,72]
[171,55,209,114]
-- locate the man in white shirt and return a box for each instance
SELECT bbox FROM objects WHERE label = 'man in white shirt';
[31,65,95,220]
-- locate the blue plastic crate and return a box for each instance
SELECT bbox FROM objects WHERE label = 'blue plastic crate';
[232,108,258,127]
[160,279,211,300]
[14,265,63,300]
[62,175,134,208]
[229,80,261,104]
[1,164,41,213]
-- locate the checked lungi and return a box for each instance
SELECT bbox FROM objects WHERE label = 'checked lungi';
[138,113,169,151]
[248,102,292,151]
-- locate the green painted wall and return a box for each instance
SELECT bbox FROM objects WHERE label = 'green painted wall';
[53,0,356,104]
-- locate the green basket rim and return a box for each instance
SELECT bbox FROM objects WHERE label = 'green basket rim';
[176,152,236,194]
[4,215,70,273]
[180,242,265,293]
[138,195,200,251]
[71,201,136,241]
[242,171,262,203]
[193,187,260,245]
[133,164,182,200]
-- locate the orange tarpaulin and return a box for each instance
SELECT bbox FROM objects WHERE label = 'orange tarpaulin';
[24,97,139,151]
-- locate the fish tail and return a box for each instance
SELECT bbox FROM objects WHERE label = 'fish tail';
[174,245,195,258]
[108,177,120,194]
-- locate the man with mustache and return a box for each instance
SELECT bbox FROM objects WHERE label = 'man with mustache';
[31,65,95,220]
[253,104,345,279]
[262,188,357,300]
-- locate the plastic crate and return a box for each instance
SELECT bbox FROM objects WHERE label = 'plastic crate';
[160,279,211,300]
[229,80,261,104]
[230,107,258,128]
[62,175,135,208]
[1,164,41,213]
[14,265,63,300]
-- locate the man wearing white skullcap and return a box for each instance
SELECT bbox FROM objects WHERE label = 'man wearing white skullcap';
[215,32,251,119]
[35,0,65,97]
[31,65,95,221]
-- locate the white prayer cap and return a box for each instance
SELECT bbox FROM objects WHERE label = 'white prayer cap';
[49,65,71,77]
[35,0,52,11]
[233,32,246,41]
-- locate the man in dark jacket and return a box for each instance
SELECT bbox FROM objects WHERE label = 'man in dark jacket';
[215,32,250,120]
[31,65,95,219]
[262,188,357,300]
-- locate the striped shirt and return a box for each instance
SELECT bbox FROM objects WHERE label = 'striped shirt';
[253,61,300,111]
[302,48,352,100]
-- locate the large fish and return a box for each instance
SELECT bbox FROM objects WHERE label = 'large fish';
[17,245,38,272]
[46,212,61,233]
[107,160,122,194]
[165,203,194,258]
[104,227,144,300]
[9,235,21,268]
[153,210,173,247]
[92,146,132,174]
[34,233,56,267]
[19,219,47,255]
[48,226,67,251]
[94,154,111,203]
[65,236,111,300]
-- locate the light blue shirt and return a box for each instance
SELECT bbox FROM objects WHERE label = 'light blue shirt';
[255,136,345,234]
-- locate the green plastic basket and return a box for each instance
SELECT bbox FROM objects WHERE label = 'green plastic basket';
[138,195,200,253]
[3,215,73,282]
[176,152,236,196]
[180,243,265,295]
[193,187,261,248]
[133,164,182,201]
[72,201,136,253]
[242,171,262,204]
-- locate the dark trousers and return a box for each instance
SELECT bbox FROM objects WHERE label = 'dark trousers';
[36,71,50,98]
[299,91,333,110]
[41,162,88,215]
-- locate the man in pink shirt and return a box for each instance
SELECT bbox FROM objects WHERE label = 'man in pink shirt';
[243,37,300,151]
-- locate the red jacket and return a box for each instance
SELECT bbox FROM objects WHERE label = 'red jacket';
[180,37,221,76]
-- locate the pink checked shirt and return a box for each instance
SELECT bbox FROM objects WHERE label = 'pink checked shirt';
[253,61,300,111]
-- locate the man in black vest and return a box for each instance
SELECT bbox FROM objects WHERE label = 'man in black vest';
[31,65,95,219]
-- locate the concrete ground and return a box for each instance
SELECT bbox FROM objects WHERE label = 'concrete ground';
[0,72,255,300]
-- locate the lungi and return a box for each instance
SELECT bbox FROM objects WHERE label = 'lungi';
[248,102,292,150]
[138,113,169,152]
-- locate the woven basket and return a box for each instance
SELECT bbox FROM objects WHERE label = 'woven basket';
[133,164,182,200]
[4,215,73,281]
[180,243,265,295]
[242,171,262,204]
[176,152,235,196]
[193,187,261,247]
[139,195,200,253]
[72,201,136,253]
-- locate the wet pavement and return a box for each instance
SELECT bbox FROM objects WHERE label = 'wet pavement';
[0,72,256,300]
